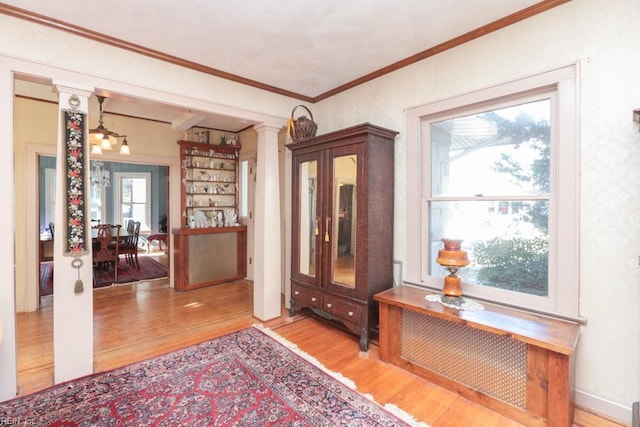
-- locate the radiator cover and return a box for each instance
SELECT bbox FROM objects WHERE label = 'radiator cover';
[401,309,528,409]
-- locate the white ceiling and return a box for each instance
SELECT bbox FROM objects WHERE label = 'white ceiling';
[5,0,554,132]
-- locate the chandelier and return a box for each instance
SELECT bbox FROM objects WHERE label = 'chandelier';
[90,161,110,188]
[89,95,130,155]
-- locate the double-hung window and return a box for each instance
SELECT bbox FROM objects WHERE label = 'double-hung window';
[114,172,151,232]
[405,65,579,318]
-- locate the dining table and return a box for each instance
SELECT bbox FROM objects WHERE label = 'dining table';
[91,226,132,242]
[40,227,133,261]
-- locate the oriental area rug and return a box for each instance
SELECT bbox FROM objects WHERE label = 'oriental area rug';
[40,256,168,296]
[0,326,427,427]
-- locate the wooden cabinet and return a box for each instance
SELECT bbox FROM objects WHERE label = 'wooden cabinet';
[173,227,247,292]
[178,140,240,229]
[287,123,397,351]
[375,286,580,426]
[174,140,246,292]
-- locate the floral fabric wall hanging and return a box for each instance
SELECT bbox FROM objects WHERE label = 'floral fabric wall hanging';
[63,106,89,256]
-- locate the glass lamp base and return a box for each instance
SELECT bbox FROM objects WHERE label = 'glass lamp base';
[441,295,464,307]
[442,274,463,298]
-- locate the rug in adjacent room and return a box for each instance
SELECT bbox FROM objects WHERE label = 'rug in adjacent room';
[41,256,168,293]
[0,327,425,426]
[92,256,168,288]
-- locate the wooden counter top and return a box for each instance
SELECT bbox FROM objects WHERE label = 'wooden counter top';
[374,286,579,355]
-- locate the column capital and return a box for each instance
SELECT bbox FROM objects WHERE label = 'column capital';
[253,123,283,134]
[53,79,94,95]
[53,80,93,112]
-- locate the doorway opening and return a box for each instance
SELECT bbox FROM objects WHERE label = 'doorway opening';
[38,156,170,302]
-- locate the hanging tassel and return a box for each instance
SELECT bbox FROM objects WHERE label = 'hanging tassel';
[74,279,84,294]
[72,257,84,294]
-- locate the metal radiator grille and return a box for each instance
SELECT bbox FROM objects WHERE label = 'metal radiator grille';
[401,309,527,409]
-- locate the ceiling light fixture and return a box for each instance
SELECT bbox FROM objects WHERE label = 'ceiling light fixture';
[89,95,131,155]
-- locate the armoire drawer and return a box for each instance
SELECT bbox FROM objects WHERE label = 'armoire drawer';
[322,295,363,323]
[291,284,323,309]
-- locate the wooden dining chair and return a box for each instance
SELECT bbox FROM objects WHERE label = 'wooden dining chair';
[93,224,121,284]
[125,219,135,235]
[119,221,141,269]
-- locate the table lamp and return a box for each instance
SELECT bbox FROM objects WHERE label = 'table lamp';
[436,238,469,306]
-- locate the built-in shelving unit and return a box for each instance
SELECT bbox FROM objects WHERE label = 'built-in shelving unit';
[173,139,246,292]
[178,140,240,229]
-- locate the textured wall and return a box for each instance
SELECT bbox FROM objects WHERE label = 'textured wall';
[313,0,640,416]
[1,0,638,419]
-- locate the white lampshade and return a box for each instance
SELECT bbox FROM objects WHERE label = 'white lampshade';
[119,138,130,155]
[91,144,103,155]
[100,135,113,150]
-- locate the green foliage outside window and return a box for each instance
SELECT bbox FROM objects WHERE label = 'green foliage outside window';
[471,109,550,295]
[472,237,548,295]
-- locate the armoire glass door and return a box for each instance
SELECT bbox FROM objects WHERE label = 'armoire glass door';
[296,158,319,282]
[330,153,357,288]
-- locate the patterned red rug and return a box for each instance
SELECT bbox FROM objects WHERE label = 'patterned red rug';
[40,256,168,296]
[0,327,425,426]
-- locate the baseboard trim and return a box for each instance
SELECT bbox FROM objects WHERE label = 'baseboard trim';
[576,389,633,426]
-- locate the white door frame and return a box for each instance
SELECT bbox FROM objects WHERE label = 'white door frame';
[240,152,256,280]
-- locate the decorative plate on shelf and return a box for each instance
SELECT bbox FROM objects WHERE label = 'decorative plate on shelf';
[194,210,206,225]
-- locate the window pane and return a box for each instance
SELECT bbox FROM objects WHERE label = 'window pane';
[431,99,550,197]
[132,204,147,229]
[121,204,132,224]
[429,200,548,296]
[128,178,146,203]
[118,174,151,232]
[90,184,102,222]
[121,180,132,203]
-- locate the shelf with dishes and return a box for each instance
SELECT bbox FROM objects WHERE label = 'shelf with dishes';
[186,207,238,229]
[178,139,241,231]
[184,183,236,195]
[185,188,238,229]
[184,159,236,170]
[175,137,246,292]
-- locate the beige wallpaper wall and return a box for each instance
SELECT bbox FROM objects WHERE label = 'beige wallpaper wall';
[1,0,638,421]
[313,0,640,419]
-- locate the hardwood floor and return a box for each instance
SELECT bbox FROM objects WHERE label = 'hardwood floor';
[15,279,622,426]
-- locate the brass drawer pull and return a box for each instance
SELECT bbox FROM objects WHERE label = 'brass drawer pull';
[326,303,332,308]
[348,311,354,317]
[294,291,299,296]
[311,297,317,302]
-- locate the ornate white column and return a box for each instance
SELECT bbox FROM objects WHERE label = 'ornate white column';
[253,124,283,320]
[53,82,95,383]
[0,66,17,401]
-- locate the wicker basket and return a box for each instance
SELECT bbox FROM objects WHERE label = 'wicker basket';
[288,105,318,142]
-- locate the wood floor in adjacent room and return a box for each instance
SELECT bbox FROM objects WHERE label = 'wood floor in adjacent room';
[15,279,621,427]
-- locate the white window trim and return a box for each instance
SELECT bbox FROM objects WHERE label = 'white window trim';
[405,64,580,318]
